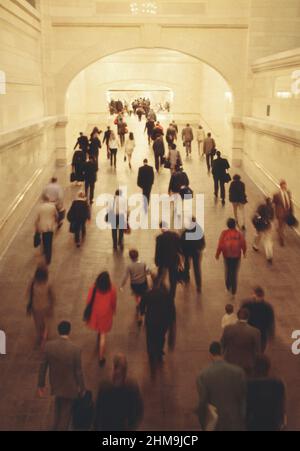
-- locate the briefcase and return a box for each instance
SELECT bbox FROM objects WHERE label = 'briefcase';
[70,172,76,183]
[72,390,94,431]
[33,232,41,248]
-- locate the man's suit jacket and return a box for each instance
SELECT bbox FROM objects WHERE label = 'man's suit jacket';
[155,231,181,268]
[273,190,293,220]
[137,165,154,192]
[197,360,246,431]
[221,321,261,374]
[38,337,85,399]
[212,157,230,180]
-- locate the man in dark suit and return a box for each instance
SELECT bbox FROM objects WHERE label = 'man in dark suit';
[155,222,182,302]
[241,286,275,352]
[272,180,293,246]
[246,355,286,431]
[197,342,246,431]
[74,132,89,158]
[137,159,154,209]
[83,156,97,204]
[153,136,165,173]
[221,308,261,376]
[168,168,190,195]
[212,151,230,206]
[38,321,85,431]
[181,219,205,293]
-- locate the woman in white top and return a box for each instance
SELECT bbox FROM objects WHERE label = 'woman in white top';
[125,132,136,170]
[109,190,128,252]
[109,131,119,169]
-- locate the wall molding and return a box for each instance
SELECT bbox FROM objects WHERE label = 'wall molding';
[242,117,300,147]
[1,0,41,33]
[252,48,300,73]
[0,116,59,152]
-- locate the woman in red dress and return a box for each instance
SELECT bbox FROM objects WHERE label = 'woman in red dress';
[85,272,117,367]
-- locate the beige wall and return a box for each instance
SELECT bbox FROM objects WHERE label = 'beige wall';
[243,49,300,218]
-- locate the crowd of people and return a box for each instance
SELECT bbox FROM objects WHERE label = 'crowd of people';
[28,112,299,432]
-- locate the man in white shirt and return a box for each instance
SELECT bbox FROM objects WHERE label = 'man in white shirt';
[43,178,64,211]
[111,190,127,252]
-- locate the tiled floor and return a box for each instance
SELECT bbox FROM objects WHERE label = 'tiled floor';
[0,116,300,431]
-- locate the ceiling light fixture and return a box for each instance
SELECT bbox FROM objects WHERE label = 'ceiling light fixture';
[130,1,158,15]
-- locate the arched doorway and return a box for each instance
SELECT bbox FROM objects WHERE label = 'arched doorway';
[65,48,234,160]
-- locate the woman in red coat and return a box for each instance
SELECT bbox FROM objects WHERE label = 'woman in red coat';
[85,272,117,367]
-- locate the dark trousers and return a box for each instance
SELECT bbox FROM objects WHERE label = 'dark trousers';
[157,266,178,303]
[85,180,95,202]
[146,325,166,363]
[112,214,125,249]
[224,257,240,295]
[53,397,73,431]
[119,134,125,147]
[110,148,117,168]
[154,154,163,172]
[214,177,226,201]
[184,252,202,290]
[206,153,214,171]
[42,232,53,265]
[74,222,86,244]
[143,188,152,211]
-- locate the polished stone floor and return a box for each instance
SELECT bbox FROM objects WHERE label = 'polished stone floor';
[0,116,300,431]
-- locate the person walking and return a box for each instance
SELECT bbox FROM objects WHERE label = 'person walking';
[35,194,58,265]
[182,124,194,157]
[216,218,247,298]
[181,219,205,293]
[221,308,261,376]
[124,132,135,170]
[241,286,275,353]
[71,147,86,185]
[166,124,177,147]
[272,180,294,246]
[168,143,182,174]
[252,198,274,264]
[83,156,97,205]
[197,342,246,431]
[43,177,65,227]
[196,125,205,156]
[145,118,155,146]
[140,277,174,369]
[94,354,144,431]
[89,131,101,170]
[103,126,112,159]
[38,321,85,431]
[107,190,127,252]
[120,249,149,324]
[84,272,117,367]
[212,151,230,206]
[229,174,247,230]
[26,265,55,348]
[137,159,155,208]
[109,131,119,169]
[67,191,91,248]
[74,132,89,159]
[118,119,127,147]
[155,222,182,302]
[153,136,165,173]
[246,355,286,431]
[203,133,216,173]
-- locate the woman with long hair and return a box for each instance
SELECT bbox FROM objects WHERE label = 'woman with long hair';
[84,272,117,367]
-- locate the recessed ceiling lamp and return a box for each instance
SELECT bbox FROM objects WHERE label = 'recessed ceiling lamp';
[130,1,158,15]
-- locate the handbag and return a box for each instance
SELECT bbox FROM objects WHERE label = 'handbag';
[72,391,94,431]
[70,172,76,183]
[58,209,66,223]
[224,173,232,184]
[164,159,171,169]
[83,285,97,322]
[180,186,194,200]
[286,213,298,227]
[69,222,76,234]
[34,232,41,248]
